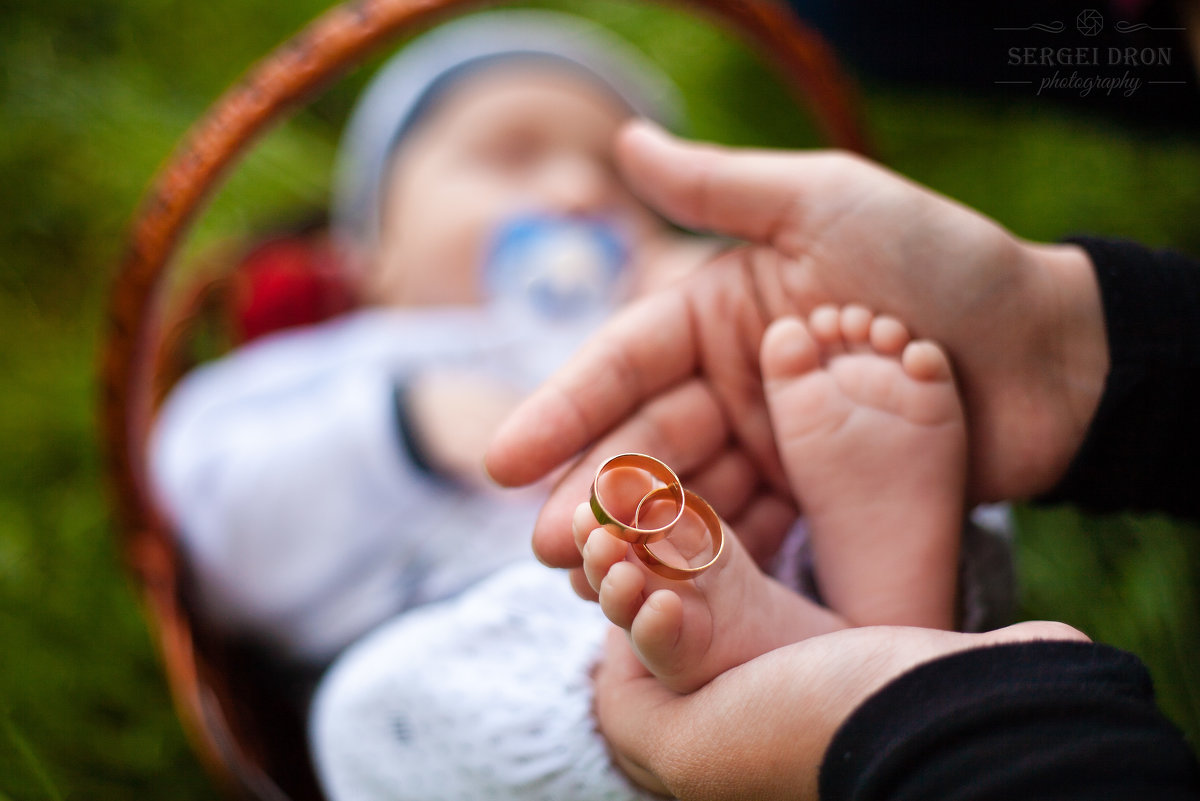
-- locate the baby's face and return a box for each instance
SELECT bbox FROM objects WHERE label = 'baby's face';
[366,64,672,307]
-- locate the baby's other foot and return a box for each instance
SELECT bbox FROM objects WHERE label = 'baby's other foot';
[761,305,967,629]
[574,501,843,695]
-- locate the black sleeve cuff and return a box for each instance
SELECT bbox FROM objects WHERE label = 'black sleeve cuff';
[820,641,1200,801]
[1038,237,1200,519]
[391,380,439,478]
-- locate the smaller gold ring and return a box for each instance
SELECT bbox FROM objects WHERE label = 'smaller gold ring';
[590,453,685,544]
[631,487,725,580]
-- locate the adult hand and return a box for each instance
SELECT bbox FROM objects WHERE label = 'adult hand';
[594,620,1090,800]
[485,121,1108,573]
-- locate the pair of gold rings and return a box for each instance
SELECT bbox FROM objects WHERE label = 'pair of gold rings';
[589,453,725,580]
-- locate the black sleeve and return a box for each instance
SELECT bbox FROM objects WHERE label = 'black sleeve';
[819,641,1200,801]
[1038,237,1200,520]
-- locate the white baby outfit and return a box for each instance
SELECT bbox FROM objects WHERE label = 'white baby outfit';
[311,562,642,801]
[152,306,660,801]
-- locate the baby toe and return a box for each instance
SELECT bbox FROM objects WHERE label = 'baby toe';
[901,340,954,382]
[761,316,821,381]
[598,560,648,630]
[868,314,911,356]
[839,304,873,346]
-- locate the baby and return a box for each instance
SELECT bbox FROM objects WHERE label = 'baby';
[152,10,1006,801]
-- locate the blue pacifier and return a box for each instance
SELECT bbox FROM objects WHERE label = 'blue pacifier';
[483,215,629,324]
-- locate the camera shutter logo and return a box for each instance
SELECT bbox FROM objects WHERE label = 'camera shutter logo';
[1076,9,1104,36]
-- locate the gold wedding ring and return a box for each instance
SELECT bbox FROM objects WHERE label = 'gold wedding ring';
[632,486,725,580]
[590,453,684,545]
[589,453,724,580]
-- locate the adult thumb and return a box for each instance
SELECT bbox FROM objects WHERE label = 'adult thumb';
[615,119,847,248]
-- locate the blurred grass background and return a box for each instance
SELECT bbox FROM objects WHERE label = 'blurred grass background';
[2,0,1199,798]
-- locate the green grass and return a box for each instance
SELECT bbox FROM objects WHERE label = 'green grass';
[1015,506,1200,746]
[2,1,1200,798]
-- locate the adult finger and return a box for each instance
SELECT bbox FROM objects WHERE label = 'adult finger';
[727,491,798,568]
[485,287,698,488]
[681,447,760,524]
[978,620,1091,646]
[615,120,865,251]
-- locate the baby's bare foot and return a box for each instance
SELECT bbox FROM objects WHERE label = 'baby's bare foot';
[575,501,844,695]
[761,305,967,629]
